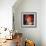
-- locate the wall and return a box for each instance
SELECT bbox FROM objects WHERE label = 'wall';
[0,0,16,39]
[13,0,41,46]
[41,0,46,46]
[0,0,16,30]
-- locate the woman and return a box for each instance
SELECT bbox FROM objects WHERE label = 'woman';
[24,15,34,25]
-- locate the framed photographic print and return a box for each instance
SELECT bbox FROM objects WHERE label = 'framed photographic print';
[21,12,37,28]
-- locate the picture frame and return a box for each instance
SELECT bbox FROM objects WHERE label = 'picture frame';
[21,12,37,28]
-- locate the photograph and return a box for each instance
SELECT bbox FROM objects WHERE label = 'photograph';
[23,14,34,25]
[21,12,37,28]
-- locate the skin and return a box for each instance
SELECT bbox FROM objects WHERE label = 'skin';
[26,16,33,25]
